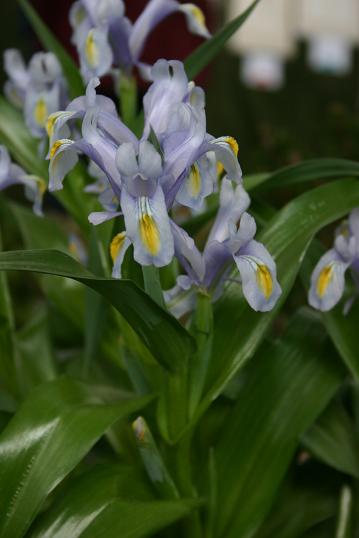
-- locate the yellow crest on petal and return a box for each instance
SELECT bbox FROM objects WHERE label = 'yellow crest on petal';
[217,137,239,176]
[34,98,48,127]
[85,30,99,67]
[110,232,127,262]
[46,112,62,138]
[50,140,64,159]
[256,264,273,299]
[316,265,333,298]
[188,4,206,27]
[189,164,201,198]
[139,214,160,256]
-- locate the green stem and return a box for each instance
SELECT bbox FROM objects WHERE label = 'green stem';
[175,432,202,538]
[118,73,138,127]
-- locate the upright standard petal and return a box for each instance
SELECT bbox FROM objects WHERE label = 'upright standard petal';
[309,249,350,312]
[234,240,281,312]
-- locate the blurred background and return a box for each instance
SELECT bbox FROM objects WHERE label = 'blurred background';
[0,0,358,174]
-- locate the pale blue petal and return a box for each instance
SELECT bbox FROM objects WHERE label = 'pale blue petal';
[28,52,62,85]
[138,141,162,179]
[116,142,138,177]
[121,186,174,267]
[3,49,28,93]
[48,139,79,191]
[234,240,281,312]
[179,3,211,38]
[309,248,349,312]
[207,180,250,244]
[79,26,113,80]
[171,220,205,282]
[112,234,131,279]
[88,210,121,225]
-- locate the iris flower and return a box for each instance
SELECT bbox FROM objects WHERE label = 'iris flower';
[47,59,280,312]
[70,0,210,81]
[309,209,359,312]
[3,50,67,140]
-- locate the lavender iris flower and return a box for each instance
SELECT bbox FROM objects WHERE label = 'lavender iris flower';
[70,0,210,81]
[47,59,280,312]
[309,209,359,312]
[3,50,67,140]
[167,179,282,314]
[0,146,45,216]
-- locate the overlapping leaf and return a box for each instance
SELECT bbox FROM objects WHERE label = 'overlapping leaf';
[0,377,152,538]
[0,249,194,371]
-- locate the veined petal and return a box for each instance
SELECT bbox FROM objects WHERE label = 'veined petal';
[48,139,79,191]
[121,186,174,267]
[79,27,113,80]
[179,3,210,38]
[110,231,131,278]
[309,249,349,312]
[234,240,281,312]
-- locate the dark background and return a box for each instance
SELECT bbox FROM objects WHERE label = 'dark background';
[0,0,358,175]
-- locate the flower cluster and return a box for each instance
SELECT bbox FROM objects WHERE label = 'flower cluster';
[47,59,281,313]
[70,0,210,81]
[4,50,67,141]
[309,209,359,312]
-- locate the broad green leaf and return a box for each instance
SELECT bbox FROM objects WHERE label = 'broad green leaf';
[214,310,344,538]
[15,307,57,398]
[198,179,359,420]
[17,0,84,99]
[0,229,16,396]
[256,159,359,192]
[185,0,261,80]
[0,377,152,538]
[302,400,359,478]
[0,249,194,371]
[31,464,196,538]
[10,202,85,332]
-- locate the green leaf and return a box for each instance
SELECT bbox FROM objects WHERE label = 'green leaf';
[256,159,359,192]
[255,475,338,538]
[15,307,58,398]
[185,0,261,80]
[0,249,194,371]
[17,0,84,99]
[302,400,359,478]
[30,464,197,538]
[0,228,17,396]
[214,310,344,538]
[0,377,152,538]
[199,179,359,420]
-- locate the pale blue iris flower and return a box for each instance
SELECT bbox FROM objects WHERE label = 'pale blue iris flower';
[3,50,67,140]
[166,179,282,315]
[70,0,210,81]
[309,210,359,312]
[0,145,45,216]
[47,59,280,312]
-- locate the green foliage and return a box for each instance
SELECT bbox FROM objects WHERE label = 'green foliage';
[0,1,358,536]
